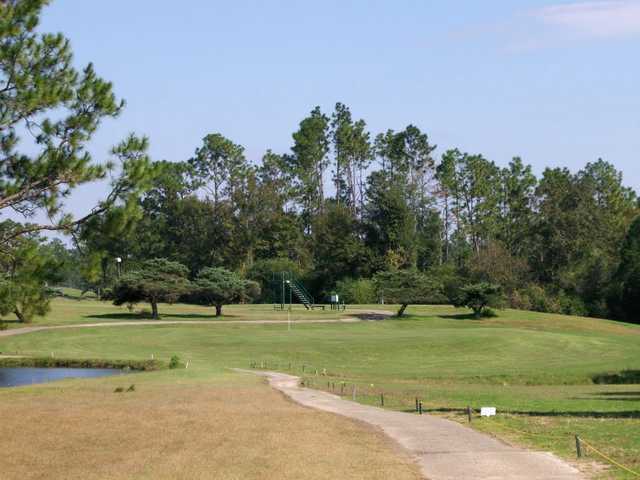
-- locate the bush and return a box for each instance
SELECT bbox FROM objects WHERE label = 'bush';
[169,355,181,369]
[0,321,7,331]
[509,289,532,311]
[520,285,560,313]
[481,307,499,318]
[0,357,164,371]
[557,291,588,316]
[334,278,376,304]
[592,370,640,384]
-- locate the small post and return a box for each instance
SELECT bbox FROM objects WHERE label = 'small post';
[302,365,305,373]
[575,435,582,458]
[352,385,357,401]
[327,381,330,390]
[419,401,423,415]
[415,397,419,412]
[341,383,344,395]
[380,393,384,407]
[467,406,472,423]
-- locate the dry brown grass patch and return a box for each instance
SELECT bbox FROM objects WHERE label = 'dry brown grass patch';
[0,375,422,480]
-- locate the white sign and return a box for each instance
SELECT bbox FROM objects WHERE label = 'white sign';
[480,407,496,417]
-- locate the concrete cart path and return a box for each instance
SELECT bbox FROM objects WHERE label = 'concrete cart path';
[0,317,363,338]
[241,370,585,480]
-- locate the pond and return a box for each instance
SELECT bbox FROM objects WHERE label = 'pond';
[0,367,123,387]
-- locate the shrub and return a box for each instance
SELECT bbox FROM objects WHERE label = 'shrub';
[557,291,588,316]
[509,290,532,311]
[0,357,164,371]
[521,285,560,313]
[592,370,640,384]
[334,278,376,304]
[169,355,181,369]
[481,307,499,318]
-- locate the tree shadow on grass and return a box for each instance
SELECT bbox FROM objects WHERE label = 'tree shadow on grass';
[437,313,481,321]
[84,313,153,320]
[347,313,391,321]
[84,313,219,320]
[594,392,640,397]
[572,391,640,402]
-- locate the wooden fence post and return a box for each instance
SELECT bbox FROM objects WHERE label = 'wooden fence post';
[575,435,582,458]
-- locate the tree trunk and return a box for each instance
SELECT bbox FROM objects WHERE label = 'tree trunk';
[151,301,159,319]
[215,304,222,317]
[397,303,408,317]
[472,306,482,319]
[14,308,26,323]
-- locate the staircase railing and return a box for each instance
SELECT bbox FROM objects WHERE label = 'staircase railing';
[291,278,314,307]
[272,271,315,309]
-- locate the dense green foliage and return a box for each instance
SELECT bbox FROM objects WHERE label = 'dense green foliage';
[61,102,637,322]
[0,222,61,322]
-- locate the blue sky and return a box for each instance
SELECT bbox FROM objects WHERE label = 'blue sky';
[38,0,640,215]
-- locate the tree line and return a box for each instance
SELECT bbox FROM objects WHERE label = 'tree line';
[72,103,639,323]
[1,0,639,324]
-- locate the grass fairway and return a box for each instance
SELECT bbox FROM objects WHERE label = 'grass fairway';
[0,295,369,328]
[1,299,639,479]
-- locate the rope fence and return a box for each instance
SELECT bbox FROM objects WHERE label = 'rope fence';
[249,359,639,478]
[579,438,640,478]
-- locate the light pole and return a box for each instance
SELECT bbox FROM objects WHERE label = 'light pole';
[285,279,292,330]
[115,257,122,278]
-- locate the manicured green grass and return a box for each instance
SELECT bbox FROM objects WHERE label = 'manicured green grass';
[1,297,370,328]
[1,300,638,478]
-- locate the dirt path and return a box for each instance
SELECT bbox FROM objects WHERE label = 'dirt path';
[241,370,585,480]
[0,317,362,338]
